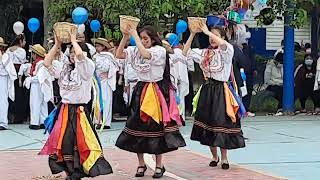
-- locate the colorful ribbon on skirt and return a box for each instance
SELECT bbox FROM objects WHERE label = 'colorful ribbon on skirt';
[39,105,103,174]
[140,82,182,126]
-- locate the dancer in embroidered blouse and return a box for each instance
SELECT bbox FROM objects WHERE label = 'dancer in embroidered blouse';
[183,23,245,170]
[26,44,48,130]
[115,25,186,178]
[38,30,112,179]
[92,38,118,129]
[0,37,17,130]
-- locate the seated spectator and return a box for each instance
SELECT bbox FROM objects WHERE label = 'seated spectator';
[264,52,284,116]
[295,55,319,113]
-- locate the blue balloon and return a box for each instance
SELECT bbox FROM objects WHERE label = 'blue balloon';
[168,33,179,47]
[28,18,40,33]
[129,36,136,46]
[90,20,101,32]
[72,7,88,24]
[176,20,188,35]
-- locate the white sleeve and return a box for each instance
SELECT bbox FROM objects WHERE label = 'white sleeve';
[220,41,234,65]
[15,48,27,64]
[187,48,204,64]
[124,46,135,63]
[37,65,55,102]
[170,49,188,65]
[147,46,166,66]
[75,57,95,81]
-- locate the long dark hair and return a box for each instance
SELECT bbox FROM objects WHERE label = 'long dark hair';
[11,34,24,47]
[139,26,173,95]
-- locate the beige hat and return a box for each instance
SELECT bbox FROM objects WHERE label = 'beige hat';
[30,44,46,58]
[0,37,8,47]
[92,38,114,49]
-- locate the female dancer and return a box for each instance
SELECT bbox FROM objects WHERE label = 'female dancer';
[183,23,245,169]
[115,25,185,178]
[38,31,112,179]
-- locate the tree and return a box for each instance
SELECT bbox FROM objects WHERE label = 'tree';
[47,0,230,42]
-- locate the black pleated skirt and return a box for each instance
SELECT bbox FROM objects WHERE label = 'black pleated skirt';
[191,79,245,149]
[43,104,113,179]
[116,81,186,155]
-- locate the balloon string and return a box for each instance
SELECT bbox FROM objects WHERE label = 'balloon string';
[30,33,34,63]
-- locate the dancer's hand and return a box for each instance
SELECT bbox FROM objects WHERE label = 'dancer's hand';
[201,22,210,35]
[70,28,77,43]
[128,26,138,38]
[53,32,62,47]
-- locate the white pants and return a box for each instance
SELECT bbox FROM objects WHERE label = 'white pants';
[0,76,9,128]
[178,83,187,120]
[30,81,48,126]
[101,80,113,127]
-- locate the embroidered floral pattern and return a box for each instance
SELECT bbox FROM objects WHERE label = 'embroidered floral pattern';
[58,64,82,91]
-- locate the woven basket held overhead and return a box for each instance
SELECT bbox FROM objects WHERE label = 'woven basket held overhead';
[53,22,77,44]
[187,17,207,33]
[119,15,140,32]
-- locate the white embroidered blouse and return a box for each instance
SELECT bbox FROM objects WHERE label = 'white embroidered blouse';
[186,42,234,82]
[44,57,95,104]
[124,45,166,82]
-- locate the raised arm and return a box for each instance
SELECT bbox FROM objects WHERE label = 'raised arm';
[200,22,227,49]
[70,28,85,61]
[44,33,61,68]
[129,27,152,59]
[182,32,196,56]
[116,35,129,59]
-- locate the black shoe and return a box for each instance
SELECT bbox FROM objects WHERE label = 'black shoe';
[40,124,45,129]
[152,166,166,179]
[0,126,7,130]
[96,124,110,130]
[96,124,102,129]
[135,165,147,177]
[209,157,220,167]
[29,125,40,130]
[221,162,230,170]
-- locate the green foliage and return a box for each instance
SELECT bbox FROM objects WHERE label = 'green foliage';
[257,0,309,28]
[47,0,230,42]
[0,0,23,41]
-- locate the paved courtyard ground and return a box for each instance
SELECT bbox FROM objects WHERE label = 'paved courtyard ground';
[0,115,319,180]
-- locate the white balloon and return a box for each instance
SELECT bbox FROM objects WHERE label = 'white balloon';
[77,24,86,34]
[13,21,24,35]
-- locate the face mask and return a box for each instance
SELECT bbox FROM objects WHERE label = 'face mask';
[305,58,313,66]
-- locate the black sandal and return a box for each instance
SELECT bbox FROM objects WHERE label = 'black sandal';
[135,165,147,177]
[152,166,166,179]
[209,157,220,167]
[221,162,230,170]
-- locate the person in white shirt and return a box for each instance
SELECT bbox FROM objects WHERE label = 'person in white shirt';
[92,38,118,129]
[183,23,245,170]
[0,37,17,130]
[6,34,29,124]
[38,30,112,179]
[25,44,48,130]
[122,47,138,106]
[115,25,185,178]
[163,40,189,121]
